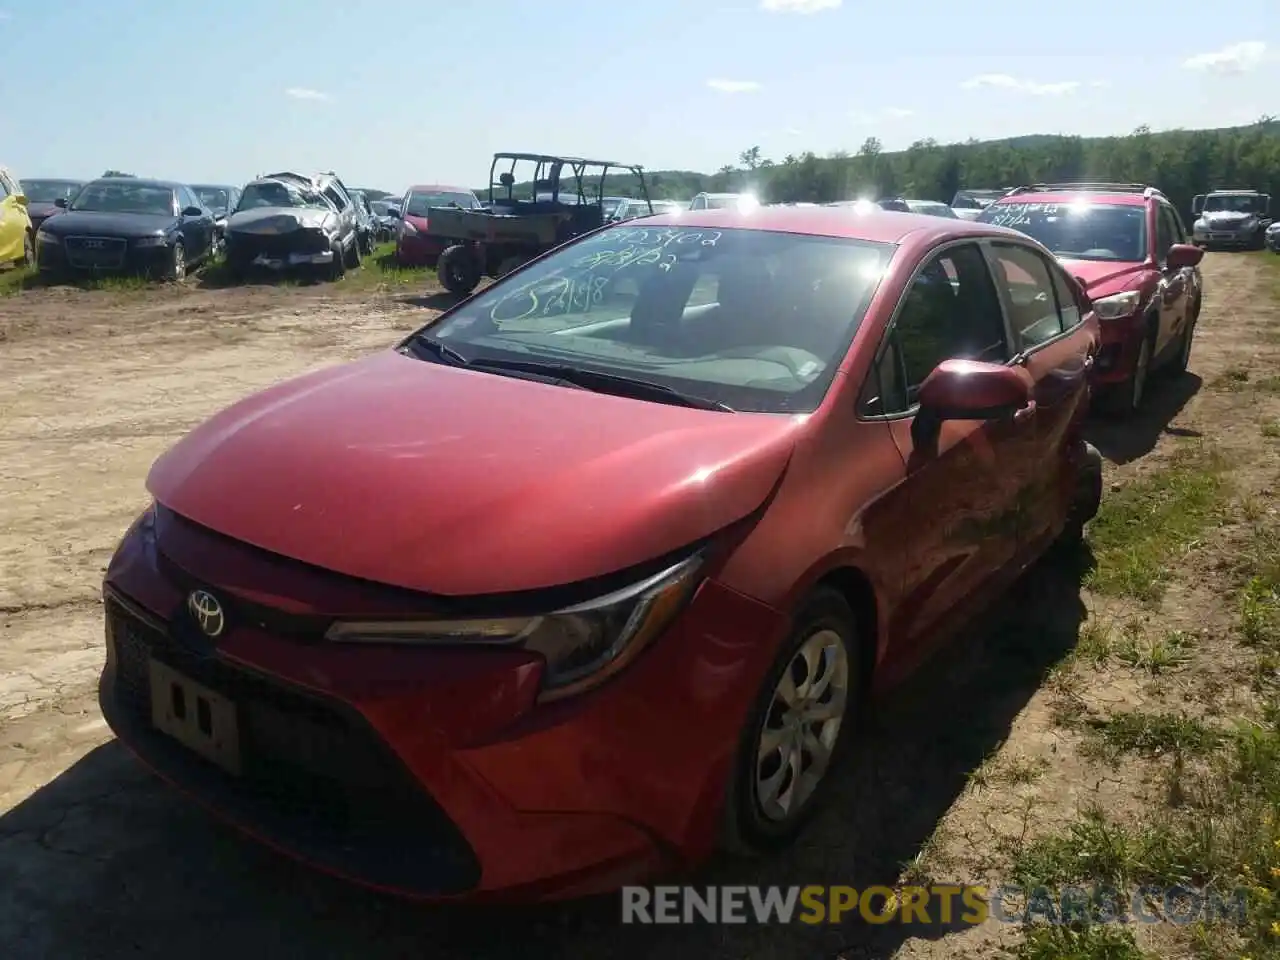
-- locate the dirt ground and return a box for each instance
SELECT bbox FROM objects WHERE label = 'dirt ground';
[0,255,1275,959]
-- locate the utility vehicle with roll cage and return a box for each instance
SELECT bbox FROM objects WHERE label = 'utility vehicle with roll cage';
[428,152,652,296]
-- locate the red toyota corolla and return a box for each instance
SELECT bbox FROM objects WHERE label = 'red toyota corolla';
[100,206,1103,902]
[394,184,482,266]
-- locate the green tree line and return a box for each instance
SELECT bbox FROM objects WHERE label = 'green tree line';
[479,119,1280,218]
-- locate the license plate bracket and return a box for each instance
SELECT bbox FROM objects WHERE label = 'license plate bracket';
[149,659,242,775]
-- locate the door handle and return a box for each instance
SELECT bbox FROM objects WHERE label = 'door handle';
[1013,401,1037,424]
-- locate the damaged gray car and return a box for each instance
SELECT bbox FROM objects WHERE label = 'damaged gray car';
[222,172,362,280]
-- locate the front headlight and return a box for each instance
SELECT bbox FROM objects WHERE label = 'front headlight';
[133,236,168,248]
[1091,290,1141,321]
[325,552,705,702]
[36,229,59,245]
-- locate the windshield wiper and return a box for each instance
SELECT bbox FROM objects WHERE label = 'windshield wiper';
[403,333,470,366]
[466,358,734,412]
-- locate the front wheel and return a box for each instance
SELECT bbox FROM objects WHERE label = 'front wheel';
[721,588,860,856]
[1099,333,1152,417]
[166,242,187,282]
[21,230,34,268]
[1172,317,1196,374]
[437,244,480,296]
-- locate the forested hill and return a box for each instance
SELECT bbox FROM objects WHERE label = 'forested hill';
[473,119,1280,216]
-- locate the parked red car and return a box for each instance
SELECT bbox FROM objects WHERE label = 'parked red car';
[977,182,1204,415]
[100,206,1103,903]
[394,184,481,266]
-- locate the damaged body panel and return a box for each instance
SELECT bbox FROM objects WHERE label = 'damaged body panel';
[223,172,361,280]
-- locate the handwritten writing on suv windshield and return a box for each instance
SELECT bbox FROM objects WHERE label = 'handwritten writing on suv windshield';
[984,202,1064,228]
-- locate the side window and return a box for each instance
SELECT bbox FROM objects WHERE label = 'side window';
[691,195,705,210]
[0,175,10,198]
[988,243,1066,349]
[1048,263,1083,331]
[861,243,1009,416]
[1168,206,1188,243]
[1153,205,1174,261]
[322,186,348,211]
[1159,205,1183,250]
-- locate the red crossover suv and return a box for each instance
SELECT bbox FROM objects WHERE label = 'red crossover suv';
[977,182,1205,416]
[100,207,1103,902]
[394,184,481,266]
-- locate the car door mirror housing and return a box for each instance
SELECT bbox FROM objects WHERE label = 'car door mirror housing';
[1166,243,1204,270]
[54,197,69,209]
[916,358,1031,431]
[182,206,204,218]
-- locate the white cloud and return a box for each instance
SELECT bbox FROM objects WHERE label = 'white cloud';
[1090,80,1112,88]
[707,78,761,93]
[785,127,803,136]
[759,0,841,11]
[285,87,331,102]
[1183,41,1267,74]
[961,74,1080,96]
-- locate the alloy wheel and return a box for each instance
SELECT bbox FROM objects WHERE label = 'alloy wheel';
[754,629,849,823]
[172,244,186,281]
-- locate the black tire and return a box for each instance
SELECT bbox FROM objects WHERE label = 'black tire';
[721,587,862,856]
[327,241,346,281]
[1171,316,1196,375]
[345,236,362,270]
[21,230,34,268]
[437,244,480,296]
[165,242,186,282]
[1055,441,1103,550]
[1098,326,1154,417]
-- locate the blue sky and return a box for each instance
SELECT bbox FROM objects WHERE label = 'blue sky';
[3,0,1276,194]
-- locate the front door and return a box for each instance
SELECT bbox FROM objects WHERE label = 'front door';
[860,240,1036,675]
[0,172,25,264]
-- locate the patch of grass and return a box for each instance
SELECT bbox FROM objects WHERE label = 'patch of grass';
[1262,421,1280,439]
[1114,628,1196,675]
[1083,711,1224,761]
[1085,443,1229,601]
[0,263,37,296]
[1006,922,1150,960]
[1211,366,1252,391]
[1075,619,1116,665]
[336,242,432,291]
[969,753,1052,791]
[1241,576,1280,647]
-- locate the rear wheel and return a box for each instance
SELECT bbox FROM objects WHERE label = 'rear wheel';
[437,244,480,296]
[345,236,362,269]
[166,242,186,282]
[721,588,860,856]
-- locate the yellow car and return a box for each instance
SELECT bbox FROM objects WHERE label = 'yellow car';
[0,165,35,267]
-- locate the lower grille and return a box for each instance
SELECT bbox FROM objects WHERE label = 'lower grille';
[103,598,481,895]
[226,229,329,258]
[64,235,127,269]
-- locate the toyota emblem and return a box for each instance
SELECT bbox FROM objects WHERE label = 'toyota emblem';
[187,589,225,638]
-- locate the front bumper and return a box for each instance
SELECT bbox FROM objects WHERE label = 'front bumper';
[1089,317,1145,386]
[1193,229,1255,248]
[36,236,173,275]
[225,230,335,272]
[100,508,787,901]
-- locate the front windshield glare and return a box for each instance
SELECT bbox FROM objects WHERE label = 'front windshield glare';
[237,182,326,211]
[978,202,1148,262]
[71,183,175,216]
[406,192,477,216]
[425,225,895,413]
[1203,196,1265,214]
[196,188,230,211]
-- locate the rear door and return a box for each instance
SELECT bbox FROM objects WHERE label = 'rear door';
[983,239,1097,553]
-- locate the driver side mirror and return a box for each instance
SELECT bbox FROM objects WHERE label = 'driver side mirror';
[1166,243,1204,270]
[912,359,1032,449]
[182,206,204,218]
[387,208,400,217]
[54,197,69,209]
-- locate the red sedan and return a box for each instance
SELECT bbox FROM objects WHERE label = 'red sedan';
[100,206,1103,902]
[394,184,481,266]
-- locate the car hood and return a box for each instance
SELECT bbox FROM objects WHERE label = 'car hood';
[1058,258,1146,298]
[1199,211,1257,227]
[227,206,334,233]
[27,201,60,221]
[39,211,177,237]
[147,350,802,596]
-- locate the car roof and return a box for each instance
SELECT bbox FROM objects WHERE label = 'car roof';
[190,183,235,190]
[988,190,1148,207]
[697,192,740,199]
[635,206,1037,244]
[91,177,183,189]
[23,177,83,184]
[407,184,475,194]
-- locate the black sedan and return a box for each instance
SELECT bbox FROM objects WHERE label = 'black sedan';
[34,177,216,281]
[18,178,85,232]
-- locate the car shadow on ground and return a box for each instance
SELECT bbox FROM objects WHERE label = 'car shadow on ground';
[397,291,462,311]
[0,549,1091,960]
[1085,371,1202,465]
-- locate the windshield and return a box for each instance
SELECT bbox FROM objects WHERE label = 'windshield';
[194,187,230,213]
[421,225,894,413]
[907,201,956,218]
[70,182,175,216]
[20,179,83,203]
[978,201,1148,262]
[602,198,626,217]
[236,181,328,211]
[405,191,478,216]
[1203,194,1267,214]
[704,196,740,209]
